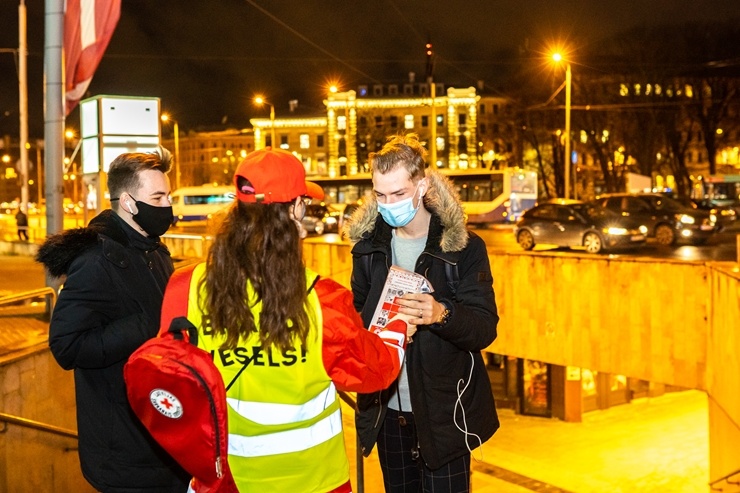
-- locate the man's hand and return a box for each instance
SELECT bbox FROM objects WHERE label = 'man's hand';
[395,293,447,326]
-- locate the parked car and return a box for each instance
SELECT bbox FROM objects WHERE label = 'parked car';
[592,193,717,246]
[302,203,341,235]
[669,195,737,233]
[514,199,647,254]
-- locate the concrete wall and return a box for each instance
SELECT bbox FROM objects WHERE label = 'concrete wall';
[0,347,94,492]
[299,241,740,487]
[706,267,740,487]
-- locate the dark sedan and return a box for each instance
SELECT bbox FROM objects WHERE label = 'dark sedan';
[301,204,341,235]
[515,200,647,254]
[593,193,717,245]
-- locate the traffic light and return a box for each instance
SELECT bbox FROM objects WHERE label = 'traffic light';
[425,41,434,79]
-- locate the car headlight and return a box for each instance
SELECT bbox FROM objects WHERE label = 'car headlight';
[639,225,648,234]
[604,227,628,235]
[720,209,736,216]
[709,213,717,224]
[676,214,695,225]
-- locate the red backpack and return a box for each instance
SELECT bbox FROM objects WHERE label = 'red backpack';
[124,264,239,493]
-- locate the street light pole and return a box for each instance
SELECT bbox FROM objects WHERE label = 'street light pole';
[173,120,180,190]
[161,114,181,190]
[564,62,571,200]
[269,104,276,148]
[254,97,276,148]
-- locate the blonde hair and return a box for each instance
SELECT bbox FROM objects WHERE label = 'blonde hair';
[369,133,427,181]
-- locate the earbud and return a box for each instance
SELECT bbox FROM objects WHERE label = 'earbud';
[126,202,134,215]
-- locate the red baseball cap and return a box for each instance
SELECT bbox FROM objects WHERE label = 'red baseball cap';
[233,147,324,204]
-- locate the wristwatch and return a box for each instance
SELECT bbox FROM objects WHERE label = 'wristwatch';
[435,301,452,326]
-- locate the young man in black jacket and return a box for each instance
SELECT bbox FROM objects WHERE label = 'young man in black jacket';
[36,147,190,492]
[345,133,499,493]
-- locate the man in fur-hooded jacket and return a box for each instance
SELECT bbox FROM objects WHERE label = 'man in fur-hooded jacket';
[36,147,190,492]
[345,134,499,493]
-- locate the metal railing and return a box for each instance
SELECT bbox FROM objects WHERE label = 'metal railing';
[338,390,365,493]
[0,286,57,316]
[0,411,77,440]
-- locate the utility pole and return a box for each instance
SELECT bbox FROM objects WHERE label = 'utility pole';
[564,62,572,200]
[44,0,65,236]
[19,0,29,212]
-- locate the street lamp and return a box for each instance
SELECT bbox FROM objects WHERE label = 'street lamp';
[161,114,181,190]
[552,52,572,199]
[254,96,276,148]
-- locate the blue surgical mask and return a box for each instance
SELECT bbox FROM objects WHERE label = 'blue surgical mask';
[377,181,423,228]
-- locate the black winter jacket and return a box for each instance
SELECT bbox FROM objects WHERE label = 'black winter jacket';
[36,210,190,492]
[346,172,500,470]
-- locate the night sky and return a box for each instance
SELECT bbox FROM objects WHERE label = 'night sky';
[1,0,739,137]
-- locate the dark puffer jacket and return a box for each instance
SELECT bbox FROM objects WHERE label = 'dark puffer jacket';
[346,171,500,470]
[36,210,190,492]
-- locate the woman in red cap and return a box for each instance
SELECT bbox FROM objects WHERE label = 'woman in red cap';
[183,147,407,493]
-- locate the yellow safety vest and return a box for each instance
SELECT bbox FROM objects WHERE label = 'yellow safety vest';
[185,263,349,492]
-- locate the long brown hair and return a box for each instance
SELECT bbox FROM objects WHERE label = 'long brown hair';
[201,200,311,351]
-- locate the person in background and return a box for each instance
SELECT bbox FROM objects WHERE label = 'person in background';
[180,147,408,493]
[15,206,29,241]
[345,133,500,493]
[36,146,190,492]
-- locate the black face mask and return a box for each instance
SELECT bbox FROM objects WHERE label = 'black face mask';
[129,197,173,237]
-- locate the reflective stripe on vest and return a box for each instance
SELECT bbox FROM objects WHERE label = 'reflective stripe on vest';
[227,381,336,426]
[228,406,342,458]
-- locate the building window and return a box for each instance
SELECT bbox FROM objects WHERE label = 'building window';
[479,123,486,134]
[373,85,383,96]
[317,134,325,147]
[458,113,466,125]
[280,135,289,149]
[437,115,444,127]
[493,104,499,115]
[390,116,398,128]
[421,115,429,127]
[419,83,429,96]
[493,124,499,134]
[359,85,368,97]
[403,84,413,95]
[404,114,414,129]
[338,115,347,131]
[359,116,367,126]
[300,134,310,149]
[479,103,486,115]
[375,116,383,128]
[389,85,398,95]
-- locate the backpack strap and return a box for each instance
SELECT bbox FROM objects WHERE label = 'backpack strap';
[226,272,321,392]
[159,263,199,342]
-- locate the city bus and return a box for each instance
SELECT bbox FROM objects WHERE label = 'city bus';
[693,174,740,208]
[309,168,538,225]
[691,174,740,230]
[170,185,235,224]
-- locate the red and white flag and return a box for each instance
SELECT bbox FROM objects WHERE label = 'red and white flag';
[64,0,121,115]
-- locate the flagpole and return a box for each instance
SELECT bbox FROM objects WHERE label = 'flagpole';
[44,0,65,236]
[19,0,29,215]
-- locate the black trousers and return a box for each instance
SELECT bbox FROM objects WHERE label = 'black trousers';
[377,408,471,493]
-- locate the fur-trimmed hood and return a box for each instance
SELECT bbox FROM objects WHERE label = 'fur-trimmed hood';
[344,171,468,252]
[35,210,163,278]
